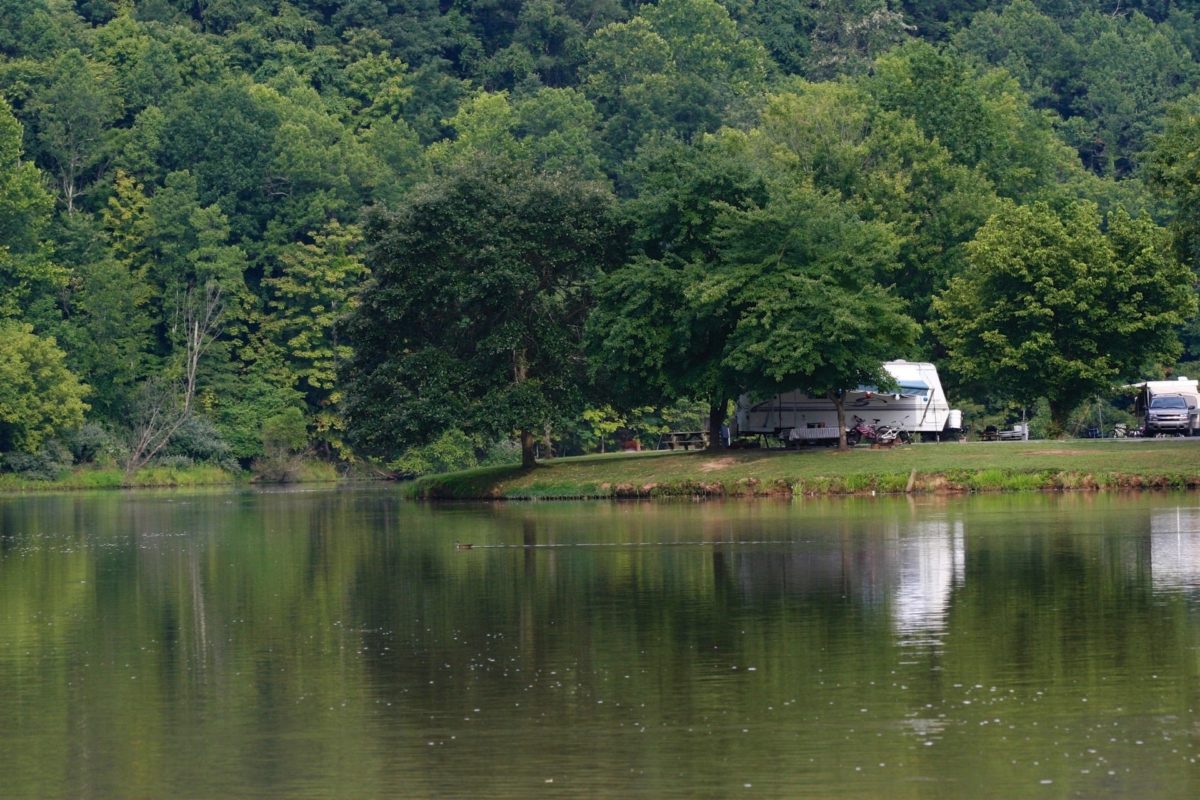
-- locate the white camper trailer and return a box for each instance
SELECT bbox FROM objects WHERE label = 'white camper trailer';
[1133,377,1200,436]
[733,361,962,443]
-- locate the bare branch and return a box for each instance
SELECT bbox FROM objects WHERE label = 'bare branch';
[124,283,225,477]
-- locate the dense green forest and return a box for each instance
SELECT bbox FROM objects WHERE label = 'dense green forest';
[3,0,1200,477]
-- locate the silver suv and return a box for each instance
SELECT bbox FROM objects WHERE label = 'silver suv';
[1146,394,1193,435]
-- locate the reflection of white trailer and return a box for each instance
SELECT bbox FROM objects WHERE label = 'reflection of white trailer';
[1150,508,1200,592]
[733,360,962,443]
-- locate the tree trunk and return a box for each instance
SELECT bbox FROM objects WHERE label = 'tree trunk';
[831,391,848,451]
[520,429,536,469]
[513,348,537,468]
[124,284,224,477]
[1048,402,1069,439]
[543,422,553,460]
[707,398,726,451]
[63,174,77,214]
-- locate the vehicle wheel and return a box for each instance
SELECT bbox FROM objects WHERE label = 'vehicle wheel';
[898,431,913,444]
[846,430,861,447]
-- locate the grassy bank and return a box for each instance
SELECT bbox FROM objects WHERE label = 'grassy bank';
[0,460,341,493]
[405,439,1200,500]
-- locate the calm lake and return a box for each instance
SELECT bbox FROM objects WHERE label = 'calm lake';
[2,488,1199,798]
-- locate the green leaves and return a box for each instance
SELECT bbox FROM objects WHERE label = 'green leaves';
[583,0,770,163]
[28,48,122,212]
[714,175,918,401]
[0,98,59,321]
[590,128,917,440]
[933,201,1196,429]
[0,321,89,452]
[869,42,1076,200]
[1,0,1198,464]
[1145,89,1200,288]
[345,158,618,461]
[427,87,604,179]
[259,220,366,456]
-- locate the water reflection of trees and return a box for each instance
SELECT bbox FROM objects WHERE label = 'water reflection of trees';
[0,489,404,797]
[4,492,1200,797]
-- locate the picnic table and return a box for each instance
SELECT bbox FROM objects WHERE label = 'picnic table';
[658,431,709,451]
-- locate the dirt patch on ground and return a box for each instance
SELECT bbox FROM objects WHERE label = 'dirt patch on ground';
[698,457,737,473]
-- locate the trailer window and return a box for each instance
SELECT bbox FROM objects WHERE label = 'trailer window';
[897,380,929,398]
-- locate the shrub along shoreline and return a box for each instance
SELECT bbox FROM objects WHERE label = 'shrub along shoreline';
[404,440,1200,500]
[0,460,340,493]
[7,441,1199,498]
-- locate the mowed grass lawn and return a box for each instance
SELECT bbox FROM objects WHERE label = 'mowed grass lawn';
[406,438,1200,499]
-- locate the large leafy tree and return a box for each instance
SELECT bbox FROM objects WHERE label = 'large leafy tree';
[587,131,768,447]
[805,0,913,79]
[57,171,156,418]
[0,320,89,453]
[589,128,917,449]
[901,0,991,40]
[90,9,187,118]
[582,0,770,168]
[957,3,1196,177]
[953,0,1080,116]
[0,97,61,323]
[755,83,998,327]
[427,87,604,179]
[476,0,592,89]
[713,177,920,450]
[1065,9,1194,178]
[260,220,368,458]
[867,42,1078,201]
[156,79,280,244]
[344,158,619,467]
[0,0,79,58]
[933,201,1195,432]
[27,48,122,213]
[1146,89,1200,356]
[1146,89,1200,271]
[158,79,380,252]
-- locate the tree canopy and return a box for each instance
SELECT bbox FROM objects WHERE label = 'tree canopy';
[345,157,618,467]
[2,0,1200,470]
[933,202,1195,431]
[0,321,89,453]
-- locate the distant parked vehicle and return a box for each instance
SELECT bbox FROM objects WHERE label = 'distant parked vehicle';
[981,423,1028,441]
[1133,378,1200,436]
[1147,394,1192,436]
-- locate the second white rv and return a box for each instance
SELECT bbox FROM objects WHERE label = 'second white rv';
[1133,377,1200,436]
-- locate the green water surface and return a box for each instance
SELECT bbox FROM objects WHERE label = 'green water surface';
[2,489,1199,798]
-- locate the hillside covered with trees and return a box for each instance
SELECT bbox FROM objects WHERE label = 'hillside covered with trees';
[3,0,1200,477]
